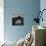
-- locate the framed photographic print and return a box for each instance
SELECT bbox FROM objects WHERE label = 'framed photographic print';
[12,16,24,26]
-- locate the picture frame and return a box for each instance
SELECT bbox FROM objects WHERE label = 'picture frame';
[12,16,24,26]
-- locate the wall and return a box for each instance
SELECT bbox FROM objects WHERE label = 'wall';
[40,0,46,27]
[0,0,4,42]
[4,0,40,42]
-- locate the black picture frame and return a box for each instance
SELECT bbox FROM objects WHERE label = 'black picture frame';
[12,16,24,26]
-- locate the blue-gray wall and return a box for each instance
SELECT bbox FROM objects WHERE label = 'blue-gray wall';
[40,0,46,27]
[4,0,40,42]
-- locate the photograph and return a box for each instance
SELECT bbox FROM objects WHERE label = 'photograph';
[12,16,24,26]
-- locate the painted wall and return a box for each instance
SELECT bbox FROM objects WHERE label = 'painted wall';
[0,1,4,41]
[40,0,46,27]
[4,0,40,42]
